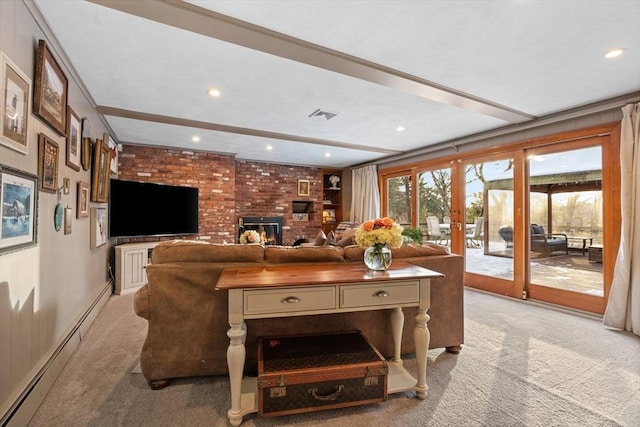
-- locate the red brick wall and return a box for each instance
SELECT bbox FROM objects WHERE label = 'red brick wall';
[235,161,323,244]
[117,145,323,245]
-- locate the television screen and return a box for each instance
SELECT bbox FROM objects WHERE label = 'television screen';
[109,179,199,238]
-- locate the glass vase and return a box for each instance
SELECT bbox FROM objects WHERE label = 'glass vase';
[364,245,392,271]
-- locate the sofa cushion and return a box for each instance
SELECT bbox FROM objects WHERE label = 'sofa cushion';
[152,240,265,264]
[265,245,345,263]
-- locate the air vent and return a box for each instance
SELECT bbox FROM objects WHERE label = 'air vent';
[308,108,338,120]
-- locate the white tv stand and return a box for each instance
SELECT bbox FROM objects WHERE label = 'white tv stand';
[115,242,159,295]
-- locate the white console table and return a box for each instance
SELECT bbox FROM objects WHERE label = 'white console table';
[216,261,444,426]
[114,242,158,295]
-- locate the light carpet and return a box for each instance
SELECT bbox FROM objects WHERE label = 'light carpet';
[28,289,639,426]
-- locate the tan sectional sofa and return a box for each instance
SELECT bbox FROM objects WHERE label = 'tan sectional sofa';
[133,240,464,389]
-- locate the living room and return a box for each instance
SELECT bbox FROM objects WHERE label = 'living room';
[1,1,639,426]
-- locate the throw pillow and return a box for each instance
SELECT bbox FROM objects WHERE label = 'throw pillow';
[324,230,337,246]
[314,229,327,246]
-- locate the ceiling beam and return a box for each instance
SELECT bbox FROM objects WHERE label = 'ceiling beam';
[96,105,400,154]
[88,0,535,124]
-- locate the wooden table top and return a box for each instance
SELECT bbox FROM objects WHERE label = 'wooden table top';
[216,261,444,290]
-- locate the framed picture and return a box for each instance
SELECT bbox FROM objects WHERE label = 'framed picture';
[1,52,31,154]
[76,181,89,218]
[90,138,110,202]
[81,137,92,171]
[66,107,81,171]
[90,207,107,248]
[104,132,118,175]
[323,209,336,223]
[38,133,59,193]
[297,179,310,196]
[0,164,38,254]
[33,40,68,136]
[64,207,72,235]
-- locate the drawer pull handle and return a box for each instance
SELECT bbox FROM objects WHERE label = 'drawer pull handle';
[281,296,301,304]
[373,290,389,298]
[308,385,344,401]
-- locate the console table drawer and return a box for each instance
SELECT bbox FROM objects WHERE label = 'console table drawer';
[340,282,419,308]
[244,286,336,315]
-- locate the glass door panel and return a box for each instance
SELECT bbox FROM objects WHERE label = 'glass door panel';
[417,168,452,245]
[528,146,603,297]
[386,174,412,228]
[465,159,514,280]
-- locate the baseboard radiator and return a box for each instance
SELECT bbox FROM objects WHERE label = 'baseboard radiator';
[1,281,112,427]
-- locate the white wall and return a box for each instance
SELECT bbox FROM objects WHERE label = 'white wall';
[1,1,112,421]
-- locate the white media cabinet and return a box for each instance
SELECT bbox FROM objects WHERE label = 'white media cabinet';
[115,242,159,295]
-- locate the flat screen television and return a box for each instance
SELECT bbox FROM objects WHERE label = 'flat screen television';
[109,179,199,238]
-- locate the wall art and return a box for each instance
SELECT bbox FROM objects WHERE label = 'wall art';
[0,164,38,254]
[76,180,89,218]
[66,107,81,171]
[297,179,310,196]
[104,132,118,175]
[33,40,68,136]
[1,52,31,154]
[90,207,106,249]
[64,207,72,235]
[90,138,110,203]
[38,133,59,193]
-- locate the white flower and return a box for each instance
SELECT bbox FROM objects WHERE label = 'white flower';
[240,230,261,244]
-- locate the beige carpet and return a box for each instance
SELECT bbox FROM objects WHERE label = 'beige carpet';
[28,289,639,426]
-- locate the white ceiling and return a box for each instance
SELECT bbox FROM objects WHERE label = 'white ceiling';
[34,0,640,168]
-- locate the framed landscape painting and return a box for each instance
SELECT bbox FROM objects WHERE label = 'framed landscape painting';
[33,40,68,136]
[1,52,31,154]
[0,164,38,254]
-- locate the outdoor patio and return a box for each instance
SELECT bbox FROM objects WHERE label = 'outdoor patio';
[463,245,604,296]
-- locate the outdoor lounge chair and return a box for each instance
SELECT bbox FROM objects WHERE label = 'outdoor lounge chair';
[530,224,568,257]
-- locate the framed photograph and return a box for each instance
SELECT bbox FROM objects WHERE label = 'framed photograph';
[33,40,68,136]
[38,133,59,193]
[76,181,89,218]
[66,107,81,171]
[64,207,72,235]
[323,209,336,223]
[1,52,31,154]
[90,138,110,202]
[0,164,38,254]
[297,179,310,196]
[90,207,107,249]
[104,132,118,175]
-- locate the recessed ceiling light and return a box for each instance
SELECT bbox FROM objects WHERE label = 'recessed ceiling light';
[325,152,331,158]
[396,126,406,132]
[604,48,626,59]
[191,136,200,143]
[266,145,273,151]
[207,87,222,97]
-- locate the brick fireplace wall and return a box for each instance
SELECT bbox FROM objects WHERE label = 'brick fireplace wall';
[117,145,324,245]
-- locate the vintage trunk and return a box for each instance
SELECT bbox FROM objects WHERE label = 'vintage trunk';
[257,331,388,417]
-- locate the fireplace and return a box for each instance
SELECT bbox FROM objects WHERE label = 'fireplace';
[239,216,283,245]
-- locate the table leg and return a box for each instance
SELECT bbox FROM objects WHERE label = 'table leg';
[227,321,246,426]
[390,307,404,363]
[413,308,430,399]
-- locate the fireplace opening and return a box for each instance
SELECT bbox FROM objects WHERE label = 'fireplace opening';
[239,216,283,245]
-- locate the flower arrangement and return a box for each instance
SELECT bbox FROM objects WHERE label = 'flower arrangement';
[239,229,261,244]
[354,217,404,250]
